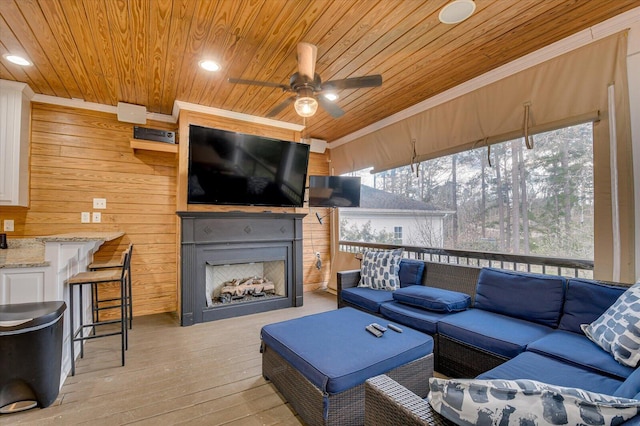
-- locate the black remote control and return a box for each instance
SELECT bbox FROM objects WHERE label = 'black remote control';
[371,323,387,333]
[366,324,383,337]
[388,324,403,333]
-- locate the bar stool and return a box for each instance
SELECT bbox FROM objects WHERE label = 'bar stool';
[88,244,133,329]
[66,249,131,376]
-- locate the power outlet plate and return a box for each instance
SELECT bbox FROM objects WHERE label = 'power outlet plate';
[92,212,101,223]
[81,212,90,223]
[3,220,14,232]
[93,198,107,209]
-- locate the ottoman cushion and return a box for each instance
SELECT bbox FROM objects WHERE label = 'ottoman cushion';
[261,307,433,394]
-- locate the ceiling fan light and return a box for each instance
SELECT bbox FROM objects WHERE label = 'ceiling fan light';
[439,0,476,24]
[199,59,220,72]
[323,93,339,101]
[294,96,318,117]
[4,54,32,66]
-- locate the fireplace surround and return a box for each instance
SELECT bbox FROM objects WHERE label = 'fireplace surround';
[177,211,306,326]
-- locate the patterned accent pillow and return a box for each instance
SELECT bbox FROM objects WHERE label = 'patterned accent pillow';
[581,281,640,367]
[428,378,640,426]
[358,249,403,291]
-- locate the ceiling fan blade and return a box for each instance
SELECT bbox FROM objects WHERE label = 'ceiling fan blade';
[322,74,382,91]
[297,42,317,82]
[228,77,290,91]
[266,96,296,117]
[318,96,345,118]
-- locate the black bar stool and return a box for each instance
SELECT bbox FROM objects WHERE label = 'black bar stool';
[66,249,131,376]
[88,244,133,329]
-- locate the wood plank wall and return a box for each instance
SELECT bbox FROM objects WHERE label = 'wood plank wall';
[0,103,331,317]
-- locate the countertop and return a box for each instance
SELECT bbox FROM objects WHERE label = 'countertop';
[0,231,124,269]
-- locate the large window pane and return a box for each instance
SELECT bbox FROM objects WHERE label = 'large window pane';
[339,123,594,260]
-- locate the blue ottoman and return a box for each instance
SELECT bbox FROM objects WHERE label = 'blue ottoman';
[261,307,434,425]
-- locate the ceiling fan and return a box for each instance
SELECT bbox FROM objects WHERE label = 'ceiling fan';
[228,42,382,118]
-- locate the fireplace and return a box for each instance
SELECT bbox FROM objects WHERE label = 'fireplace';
[177,212,305,325]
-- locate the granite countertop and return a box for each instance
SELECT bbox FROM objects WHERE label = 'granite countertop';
[0,232,125,269]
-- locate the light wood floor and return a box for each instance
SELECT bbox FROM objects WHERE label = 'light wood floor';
[3,290,337,426]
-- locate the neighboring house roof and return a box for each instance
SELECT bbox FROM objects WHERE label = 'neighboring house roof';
[358,185,444,211]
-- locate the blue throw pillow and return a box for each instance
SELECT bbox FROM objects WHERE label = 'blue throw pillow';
[393,285,470,313]
[474,268,566,327]
[398,259,426,288]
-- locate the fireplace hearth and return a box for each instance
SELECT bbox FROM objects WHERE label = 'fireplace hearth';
[178,212,305,325]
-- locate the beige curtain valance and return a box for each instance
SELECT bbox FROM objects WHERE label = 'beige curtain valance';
[330,32,627,176]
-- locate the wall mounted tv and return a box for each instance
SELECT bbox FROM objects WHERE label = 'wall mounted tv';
[188,125,310,207]
[308,175,361,208]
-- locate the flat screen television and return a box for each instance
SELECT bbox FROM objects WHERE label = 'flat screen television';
[188,125,310,207]
[308,175,361,207]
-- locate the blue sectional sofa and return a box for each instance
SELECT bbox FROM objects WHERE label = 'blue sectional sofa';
[337,259,640,402]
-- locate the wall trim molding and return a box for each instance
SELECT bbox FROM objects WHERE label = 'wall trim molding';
[30,97,304,131]
[329,6,640,148]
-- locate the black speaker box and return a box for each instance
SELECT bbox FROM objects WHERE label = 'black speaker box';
[133,126,176,144]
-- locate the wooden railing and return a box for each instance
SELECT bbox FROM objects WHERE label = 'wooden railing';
[339,241,594,279]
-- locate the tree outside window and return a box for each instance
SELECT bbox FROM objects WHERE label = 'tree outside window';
[339,123,594,260]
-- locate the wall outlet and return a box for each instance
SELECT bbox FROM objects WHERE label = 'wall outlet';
[93,198,107,209]
[92,212,101,223]
[3,220,14,232]
[81,212,90,223]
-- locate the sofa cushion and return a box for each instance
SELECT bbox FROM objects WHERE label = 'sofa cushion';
[428,377,640,426]
[260,307,433,394]
[341,287,394,313]
[615,366,640,399]
[358,249,403,290]
[526,330,633,380]
[582,282,640,368]
[473,268,566,328]
[398,259,425,288]
[437,309,553,359]
[379,301,450,335]
[392,285,471,313]
[559,278,627,334]
[478,351,623,396]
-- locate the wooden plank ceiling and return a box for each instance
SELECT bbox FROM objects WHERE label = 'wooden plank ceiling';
[1,0,636,142]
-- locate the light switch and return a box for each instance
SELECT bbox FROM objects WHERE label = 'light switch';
[81,212,90,223]
[3,220,14,232]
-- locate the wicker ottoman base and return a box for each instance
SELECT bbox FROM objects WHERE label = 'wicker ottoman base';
[262,344,434,426]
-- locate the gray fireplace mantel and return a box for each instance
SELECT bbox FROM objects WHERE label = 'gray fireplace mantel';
[177,211,306,326]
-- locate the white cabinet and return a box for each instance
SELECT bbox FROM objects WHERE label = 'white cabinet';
[0,80,33,206]
[0,268,47,304]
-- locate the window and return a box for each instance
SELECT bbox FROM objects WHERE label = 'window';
[394,226,403,244]
[339,123,594,260]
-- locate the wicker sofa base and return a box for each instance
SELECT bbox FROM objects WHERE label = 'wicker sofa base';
[365,374,455,426]
[262,343,434,426]
[437,334,509,378]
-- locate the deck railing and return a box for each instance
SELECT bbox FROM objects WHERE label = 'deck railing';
[339,241,594,279]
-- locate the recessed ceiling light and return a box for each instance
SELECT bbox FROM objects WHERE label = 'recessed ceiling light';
[323,93,339,101]
[438,0,476,24]
[199,60,220,72]
[4,54,32,66]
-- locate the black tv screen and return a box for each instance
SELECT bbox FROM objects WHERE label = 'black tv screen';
[308,176,361,207]
[188,125,310,207]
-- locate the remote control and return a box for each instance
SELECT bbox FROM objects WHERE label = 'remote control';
[366,324,383,337]
[371,323,387,333]
[388,324,403,333]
